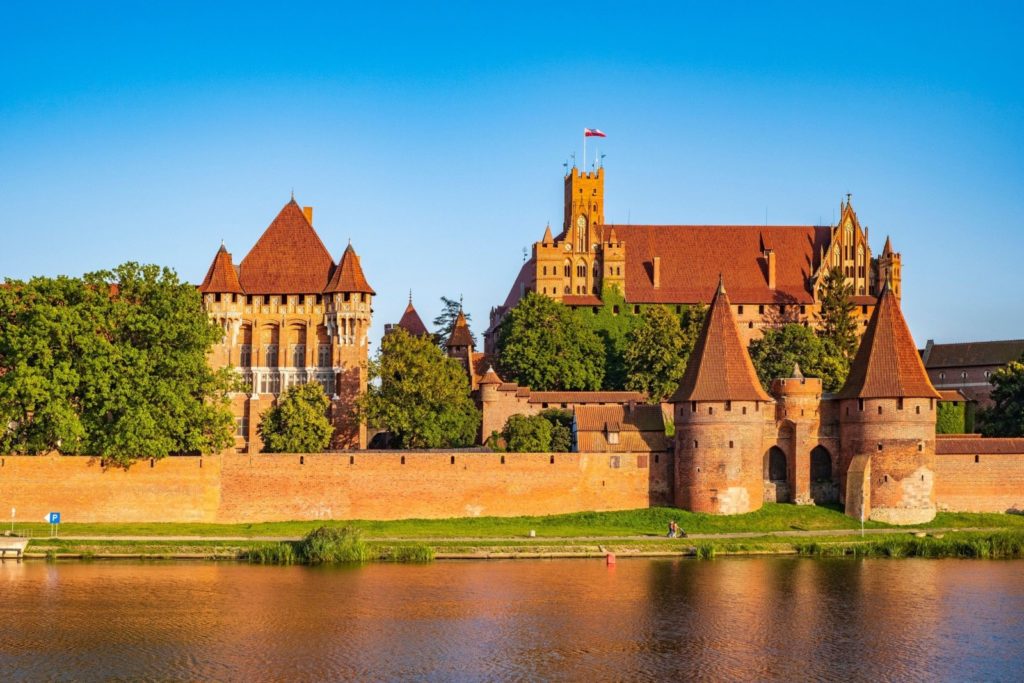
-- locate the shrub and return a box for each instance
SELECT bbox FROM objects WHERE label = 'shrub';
[504,414,552,452]
[298,526,371,564]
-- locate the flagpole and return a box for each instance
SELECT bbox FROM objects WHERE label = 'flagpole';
[582,129,586,172]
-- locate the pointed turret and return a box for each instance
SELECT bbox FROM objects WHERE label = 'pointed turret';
[478,365,502,386]
[837,282,938,400]
[670,277,771,403]
[325,243,376,295]
[238,199,335,293]
[542,224,553,245]
[199,244,244,294]
[395,295,429,337]
[446,309,475,349]
[881,235,893,257]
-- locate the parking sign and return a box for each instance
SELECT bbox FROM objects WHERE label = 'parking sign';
[48,512,60,524]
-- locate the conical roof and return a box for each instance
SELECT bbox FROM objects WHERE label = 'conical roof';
[396,299,429,337]
[882,235,894,257]
[198,244,243,294]
[325,243,375,294]
[446,310,474,348]
[542,225,553,245]
[238,199,335,293]
[670,278,771,403]
[478,365,502,386]
[837,283,940,400]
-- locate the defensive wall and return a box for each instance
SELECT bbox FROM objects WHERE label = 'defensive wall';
[933,437,1024,513]
[0,451,671,524]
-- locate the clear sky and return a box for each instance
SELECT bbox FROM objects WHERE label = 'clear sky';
[2,2,1022,349]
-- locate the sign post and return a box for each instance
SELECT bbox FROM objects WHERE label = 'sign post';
[47,512,61,538]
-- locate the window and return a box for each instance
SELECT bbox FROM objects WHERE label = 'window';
[939,372,945,381]
[576,264,586,278]
[265,344,279,367]
[315,294,322,305]
[239,345,252,368]
[264,295,271,305]
[246,295,253,305]
[961,371,968,379]
[214,293,221,303]
[858,398,864,411]
[292,344,306,368]
[758,305,765,315]
[607,431,619,445]
[985,371,992,379]
[298,294,305,305]
[235,416,248,437]
[563,261,571,277]
[897,398,904,411]
[259,372,281,394]
[738,305,744,315]
[318,375,335,395]
[633,305,640,314]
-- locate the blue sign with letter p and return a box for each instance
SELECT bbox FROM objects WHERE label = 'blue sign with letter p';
[48,512,60,524]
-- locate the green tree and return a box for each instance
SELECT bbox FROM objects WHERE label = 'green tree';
[978,358,1024,437]
[0,263,235,467]
[748,324,847,393]
[496,291,605,390]
[623,305,689,401]
[360,328,480,448]
[574,285,639,390]
[816,266,858,362]
[258,382,334,452]
[539,408,574,452]
[936,401,967,435]
[503,414,553,452]
[433,296,476,348]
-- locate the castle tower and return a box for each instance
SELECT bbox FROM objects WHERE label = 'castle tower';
[876,236,902,301]
[562,167,605,296]
[446,309,477,389]
[602,227,626,296]
[770,364,825,505]
[477,365,503,440]
[836,281,939,524]
[670,277,772,514]
[324,242,375,449]
[386,293,430,338]
[198,243,245,369]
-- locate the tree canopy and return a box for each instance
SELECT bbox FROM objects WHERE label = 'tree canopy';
[258,382,334,452]
[501,409,574,453]
[816,266,858,363]
[624,304,705,401]
[433,296,476,348]
[360,328,480,448]
[979,358,1024,437]
[748,323,848,393]
[0,263,235,466]
[495,291,605,391]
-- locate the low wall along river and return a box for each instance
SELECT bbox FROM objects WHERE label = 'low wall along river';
[0,447,1020,523]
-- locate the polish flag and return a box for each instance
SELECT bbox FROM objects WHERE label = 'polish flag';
[584,128,607,137]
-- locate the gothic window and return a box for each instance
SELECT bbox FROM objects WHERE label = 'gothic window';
[857,245,864,265]
[319,375,336,395]
[265,344,279,368]
[564,286,570,294]
[239,345,252,368]
[318,344,331,368]
[563,260,571,278]
[576,264,586,278]
[576,215,587,252]
[292,344,306,368]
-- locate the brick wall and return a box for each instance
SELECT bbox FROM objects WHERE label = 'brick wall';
[935,452,1024,513]
[0,451,671,524]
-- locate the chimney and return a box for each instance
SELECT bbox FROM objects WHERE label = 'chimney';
[302,206,314,225]
[653,256,661,289]
[765,249,776,289]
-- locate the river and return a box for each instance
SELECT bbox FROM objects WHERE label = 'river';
[2,558,1022,681]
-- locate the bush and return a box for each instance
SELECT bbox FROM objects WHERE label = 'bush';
[258,383,333,453]
[382,544,435,563]
[242,542,298,565]
[297,526,372,564]
[504,414,552,452]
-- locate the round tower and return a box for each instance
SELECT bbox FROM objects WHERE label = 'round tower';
[670,278,772,515]
[836,283,939,525]
[770,364,825,504]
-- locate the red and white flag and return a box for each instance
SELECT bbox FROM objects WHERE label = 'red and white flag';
[584,128,606,137]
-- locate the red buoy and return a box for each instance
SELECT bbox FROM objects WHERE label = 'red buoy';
[606,552,616,565]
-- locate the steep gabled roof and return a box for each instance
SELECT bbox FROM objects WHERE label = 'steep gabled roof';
[607,224,833,304]
[396,299,429,337]
[198,244,244,294]
[837,283,940,400]
[325,243,375,294]
[447,310,474,348]
[670,278,772,403]
[922,339,1024,369]
[238,199,336,294]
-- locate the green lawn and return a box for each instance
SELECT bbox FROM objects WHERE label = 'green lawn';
[12,504,1024,540]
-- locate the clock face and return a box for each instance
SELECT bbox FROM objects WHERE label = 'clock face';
[564,244,571,251]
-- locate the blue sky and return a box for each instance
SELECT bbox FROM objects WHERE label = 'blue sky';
[2,2,1022,347]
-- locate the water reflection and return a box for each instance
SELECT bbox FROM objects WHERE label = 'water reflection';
[1,558,1022,681]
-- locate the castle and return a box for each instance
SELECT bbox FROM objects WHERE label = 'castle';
[198,199,374,451]
[670,275,939,524]
[488,167,903,350]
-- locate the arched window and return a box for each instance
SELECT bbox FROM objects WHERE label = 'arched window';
[576,263,586,278]
[768,447,787,482]
[563,260,571,278]
[810,446,832,482]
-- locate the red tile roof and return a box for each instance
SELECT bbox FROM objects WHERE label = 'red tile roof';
[670,278,772,403]
[937,389,970,402]
[238,200,336,294]
[936,437,1024,455]
[574,404,669,452]
[923,339,1024,369]
[396,301,429,337]
[608,224,833,304]
[528,390,645,405]
[562,295,603,306]
[446,310,474,348]
[325,244,375,294]
[478,365,502,386]
[837,283,940,400]
[198,244,244,294]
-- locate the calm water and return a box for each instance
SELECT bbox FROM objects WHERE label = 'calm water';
[1,558,1023,682]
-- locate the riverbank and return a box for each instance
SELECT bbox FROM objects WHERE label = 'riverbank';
[7,504,1023,562]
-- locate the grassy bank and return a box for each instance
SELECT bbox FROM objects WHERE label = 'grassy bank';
[19,529,1024,562]
[13,504,1024,540]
